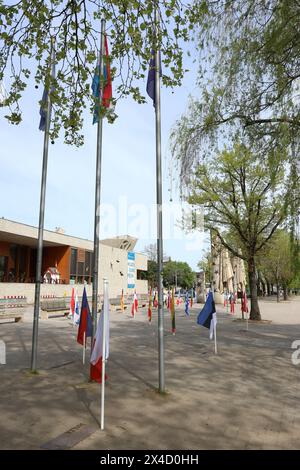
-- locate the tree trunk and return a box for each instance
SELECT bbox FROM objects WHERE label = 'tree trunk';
[276,283,280,303]
[248,257,261,320]
[283,285,288,301]
[267,281,271,296]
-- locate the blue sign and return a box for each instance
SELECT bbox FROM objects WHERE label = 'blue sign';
[127,252,136,289]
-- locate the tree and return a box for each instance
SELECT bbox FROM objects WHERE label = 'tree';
[143,259,157,289]
[171,0,300,186]
[162,260,194,290]
[258,230,293,302]
[143,243,168,263]
[197,251,212,285]
[0,0,203,145]
[188,143,298,320]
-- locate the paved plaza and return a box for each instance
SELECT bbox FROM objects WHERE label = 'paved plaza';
[0,297,300,450]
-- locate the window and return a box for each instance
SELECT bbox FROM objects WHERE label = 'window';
[0,256,8,282]
[70,248,93,284]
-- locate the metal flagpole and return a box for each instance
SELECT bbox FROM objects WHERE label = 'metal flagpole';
[31,38,55,372]
[101,278,108,430]
[154,5,165,393]
[92,19,106,345]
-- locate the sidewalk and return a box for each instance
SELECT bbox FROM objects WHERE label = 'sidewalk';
[0,300,300,449]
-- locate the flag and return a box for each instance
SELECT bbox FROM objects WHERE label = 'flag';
[90,286,110,383]
[68,287,75,319]
[197,291,217,339]
[146,49,162,108]
[148,288,152,323]
[241,291,249,314]
[185,293,190,316]
[153,291,158,308]
[167,290,171,310]
[170,287,176,334]
[39,56,55,131]
[131,291,138,317]
[120,289,125,312]
[92,33,112,124]
[73,291,80,325]
[77,287,92,345]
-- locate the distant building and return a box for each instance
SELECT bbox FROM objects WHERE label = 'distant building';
[0,218,148,302]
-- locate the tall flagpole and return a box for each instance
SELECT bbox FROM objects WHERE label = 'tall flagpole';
[101,277,108,430]
[31,38,55,372]
[154,5,165,393]
[92,19,105,343]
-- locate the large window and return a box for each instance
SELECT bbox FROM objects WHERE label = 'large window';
[0,256,8,282]
[70,248,93,284]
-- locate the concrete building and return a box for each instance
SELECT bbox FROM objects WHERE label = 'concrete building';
[0,218,148,302]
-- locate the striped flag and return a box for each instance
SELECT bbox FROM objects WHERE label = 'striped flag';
[92,33,112,124]
[77,288,92,345]
[170,287,176,335]
[148,288,153,323]
[131,291,138,317]
[90,286,110,383]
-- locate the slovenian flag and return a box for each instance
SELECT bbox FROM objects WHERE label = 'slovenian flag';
[77,287,92,345]
[92,33,112,124]
[197,291,217,339]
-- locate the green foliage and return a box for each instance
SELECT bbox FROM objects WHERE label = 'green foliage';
[162,260,194,289]
[257,230,294,289]
[171,0,300,188]
[0,0,200,145]
[144,259,158,288]
[188,143,294,260]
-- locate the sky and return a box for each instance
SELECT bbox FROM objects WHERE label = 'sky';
[0,41,209,271]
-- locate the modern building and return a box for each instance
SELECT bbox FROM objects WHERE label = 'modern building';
[0,218,148,302]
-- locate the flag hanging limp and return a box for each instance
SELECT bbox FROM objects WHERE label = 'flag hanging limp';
[90,287,110,383]
[39,55,55,131]
[197,291,217,339]
[148,288,152,323]
[146,49,162,108]
[77,287,92,345]
[170,287,176,335]
[92,33,112,124]
[185,293,190,316]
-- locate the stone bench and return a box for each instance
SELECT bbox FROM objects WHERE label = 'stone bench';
[0,297,27,323]
[0,311,24,323]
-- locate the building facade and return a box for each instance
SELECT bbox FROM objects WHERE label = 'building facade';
[0,218,148,302]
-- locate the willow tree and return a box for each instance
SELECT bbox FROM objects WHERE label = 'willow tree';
[171,0,300,180]
[0,0,203,145]
[188,143,298,320]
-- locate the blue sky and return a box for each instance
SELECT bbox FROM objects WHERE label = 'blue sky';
[0,47,209,270]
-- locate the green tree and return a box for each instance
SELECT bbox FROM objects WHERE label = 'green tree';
[258,230,294,302]
[188,143,298,320]
[0,0,203,145]
[162,260,194,290]
[197,251,212,286]
[142,259,157,289]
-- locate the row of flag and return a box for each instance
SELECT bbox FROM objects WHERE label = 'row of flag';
[69,287,109,383]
